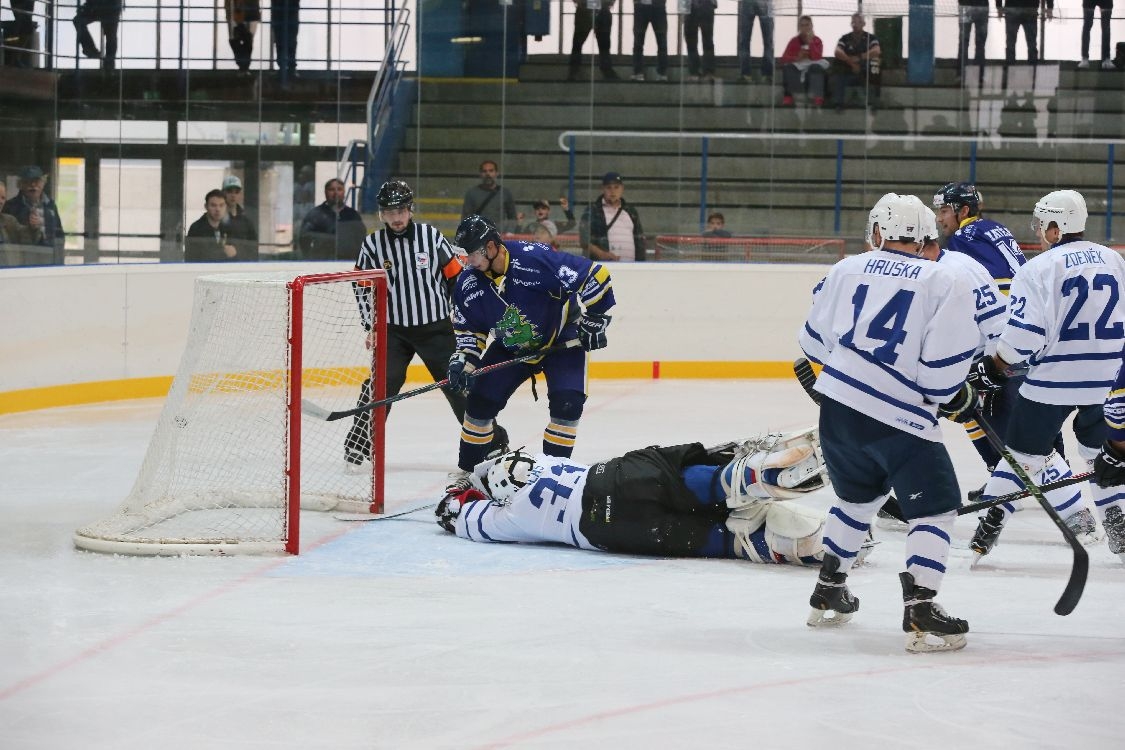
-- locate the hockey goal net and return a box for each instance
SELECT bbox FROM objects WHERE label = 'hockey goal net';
[73,270,388,556]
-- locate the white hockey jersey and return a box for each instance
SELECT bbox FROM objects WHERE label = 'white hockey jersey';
[997,239,1125,405]
[938,249,1006,357]
[455,454,597,549]
[799,249,979,441]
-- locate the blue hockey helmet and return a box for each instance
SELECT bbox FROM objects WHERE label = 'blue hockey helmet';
[932,182,981,216]
[453,214,501,255]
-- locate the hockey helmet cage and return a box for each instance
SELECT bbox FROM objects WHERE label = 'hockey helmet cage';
[453,214,502,255]
[866,192,899,249]
[485,449,536,503]
[1033,189,1088,234]
[932,181,981,216]
[377,180,414,210]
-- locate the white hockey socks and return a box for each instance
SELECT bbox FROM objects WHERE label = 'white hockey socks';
[905,511,955,593]
[821,497,883,576]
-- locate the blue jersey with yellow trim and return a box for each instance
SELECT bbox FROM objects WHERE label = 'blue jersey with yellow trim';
[947,217,1026,295]
[452,241,615,360]
[1104,360,1125,441]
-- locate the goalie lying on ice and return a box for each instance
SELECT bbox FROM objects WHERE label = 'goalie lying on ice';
[435,429,832,565]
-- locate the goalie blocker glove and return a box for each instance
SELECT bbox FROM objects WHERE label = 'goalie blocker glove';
[937,381,976,423]
[577,313,611,351]
[1094,441,1125,488]
[447,351,479,393]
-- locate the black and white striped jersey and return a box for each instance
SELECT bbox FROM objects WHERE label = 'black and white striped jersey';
[354,221,463,328]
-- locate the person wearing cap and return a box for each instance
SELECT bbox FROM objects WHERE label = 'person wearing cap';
[298,178,367,260]
[221,174,259,247]
[518,197,575,237]
[461,160,518,233]
[0,181,36,266]
[579,172,646,262]
[2,166,65,263]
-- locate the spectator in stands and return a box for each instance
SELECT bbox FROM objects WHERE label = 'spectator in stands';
[780,14,828,107]
[999,0,1052,66]
[957,0,990,75]
[737,0,775,83]
[299,178,368,260]
[221,175,259,244]
[533,223,560,251]
[631,0,669,82]
[579,172,646,262]
[518,197,576,237]
[185,189,258,262]
[830,12,881,112]
[5,1,36,67]
[1,165,65,262]
[73,1,122,70]
[461,160,518,232]
[567,0,619,81]
[1078,0,1115,69]
[0,182,34,265]
[271,0,300,83]
[225,0,261,73]
[702,211,732,238]
[292,164,316,248]
[683,0,717,82]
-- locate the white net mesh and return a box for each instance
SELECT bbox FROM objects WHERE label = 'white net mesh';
[74,271,385,556]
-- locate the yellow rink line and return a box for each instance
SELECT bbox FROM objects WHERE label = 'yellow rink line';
[0,361,796,416]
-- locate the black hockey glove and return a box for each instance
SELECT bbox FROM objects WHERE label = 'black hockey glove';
[1094,440,1125,489]
[435,486,486,533]
[938,381,977,423]
[447,352,478,393]
[577,313,611,351]
[967,355,1008,395]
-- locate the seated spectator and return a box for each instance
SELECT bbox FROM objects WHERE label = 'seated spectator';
[0,181,35,266]
[702,211,732,238]
[221,175,258,243]
[830,12,881,112]
[518,197,576,236]
[780,15,828,107]
[185,189,258,262]
[299,178,368,260]
[533,223,560,251]
[1,165,65,263]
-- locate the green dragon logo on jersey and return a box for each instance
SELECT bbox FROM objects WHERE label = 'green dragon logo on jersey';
[496,305,540,349]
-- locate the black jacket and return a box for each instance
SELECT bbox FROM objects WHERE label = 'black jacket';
[579,198,646,261]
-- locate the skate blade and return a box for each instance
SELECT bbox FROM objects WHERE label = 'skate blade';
[807,608,853,628]
[1077,530,1104,547]
[905,631,967,653]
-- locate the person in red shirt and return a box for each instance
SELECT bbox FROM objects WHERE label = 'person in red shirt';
[780,15,829,107]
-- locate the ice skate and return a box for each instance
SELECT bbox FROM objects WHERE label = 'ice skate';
[1103,506,1125,563]
[969,506,1006,565]
[807,554,858,627]
[900,572,968,653]
[1063,508,1103,546]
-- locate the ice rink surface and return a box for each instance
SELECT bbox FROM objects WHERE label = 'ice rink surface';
[2,379,1124,749]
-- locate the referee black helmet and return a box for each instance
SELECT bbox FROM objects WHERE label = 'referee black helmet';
[932,182,980,216]
[454,214,501,254]
[377,180,414,210]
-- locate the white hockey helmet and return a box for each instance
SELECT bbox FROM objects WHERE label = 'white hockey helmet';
[869,193,925,249]
[1033,189,1087,234]
[904,194,940,242]
[866,192,899,249]
[485,449,536,503]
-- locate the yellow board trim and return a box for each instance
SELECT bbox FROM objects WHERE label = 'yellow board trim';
[0,361,800,416]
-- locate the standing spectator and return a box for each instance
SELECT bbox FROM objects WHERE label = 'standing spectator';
[225,0,261,73]
[683,0,717,82]
[460,160,517,232]
[702,211,731,237]
[346,181,506,466]
[830,12,881,112]
[298,177,367,260]
[1078,0,1114,69]
[185,189,257,262]
[567,0,619,81]
[999,0,1053,66]
[957,0,990,74]
[221,175,258,245]
[1,165,65,263]
[271,0,300,83]
[6,0,36,66]
[579,172,646,262]
[446,214,615,478]
[737,0,775,83]
[780,14,828,106]
[518,197,576,237]
[73,1,122,70]
[0,182,34,266]
[631,0,669,82]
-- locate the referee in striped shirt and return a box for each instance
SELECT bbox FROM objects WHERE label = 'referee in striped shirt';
[346,180,507,464]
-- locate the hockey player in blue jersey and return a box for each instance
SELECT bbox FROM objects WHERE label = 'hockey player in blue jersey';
[1092,361,1125,562]
[447,214,615,475]
[436,430,834,566]
[799,193,979,652]
[967,190,1125,562]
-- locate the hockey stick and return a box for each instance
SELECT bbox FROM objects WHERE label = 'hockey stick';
[970,408,1088,616]
[793,357,821,405]
[302,339,582,422]
[334,502,437,522]
[956,472,1093,516]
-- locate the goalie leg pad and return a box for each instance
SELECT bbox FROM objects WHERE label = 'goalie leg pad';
[764,502,826,565]
[723,427,829,507]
